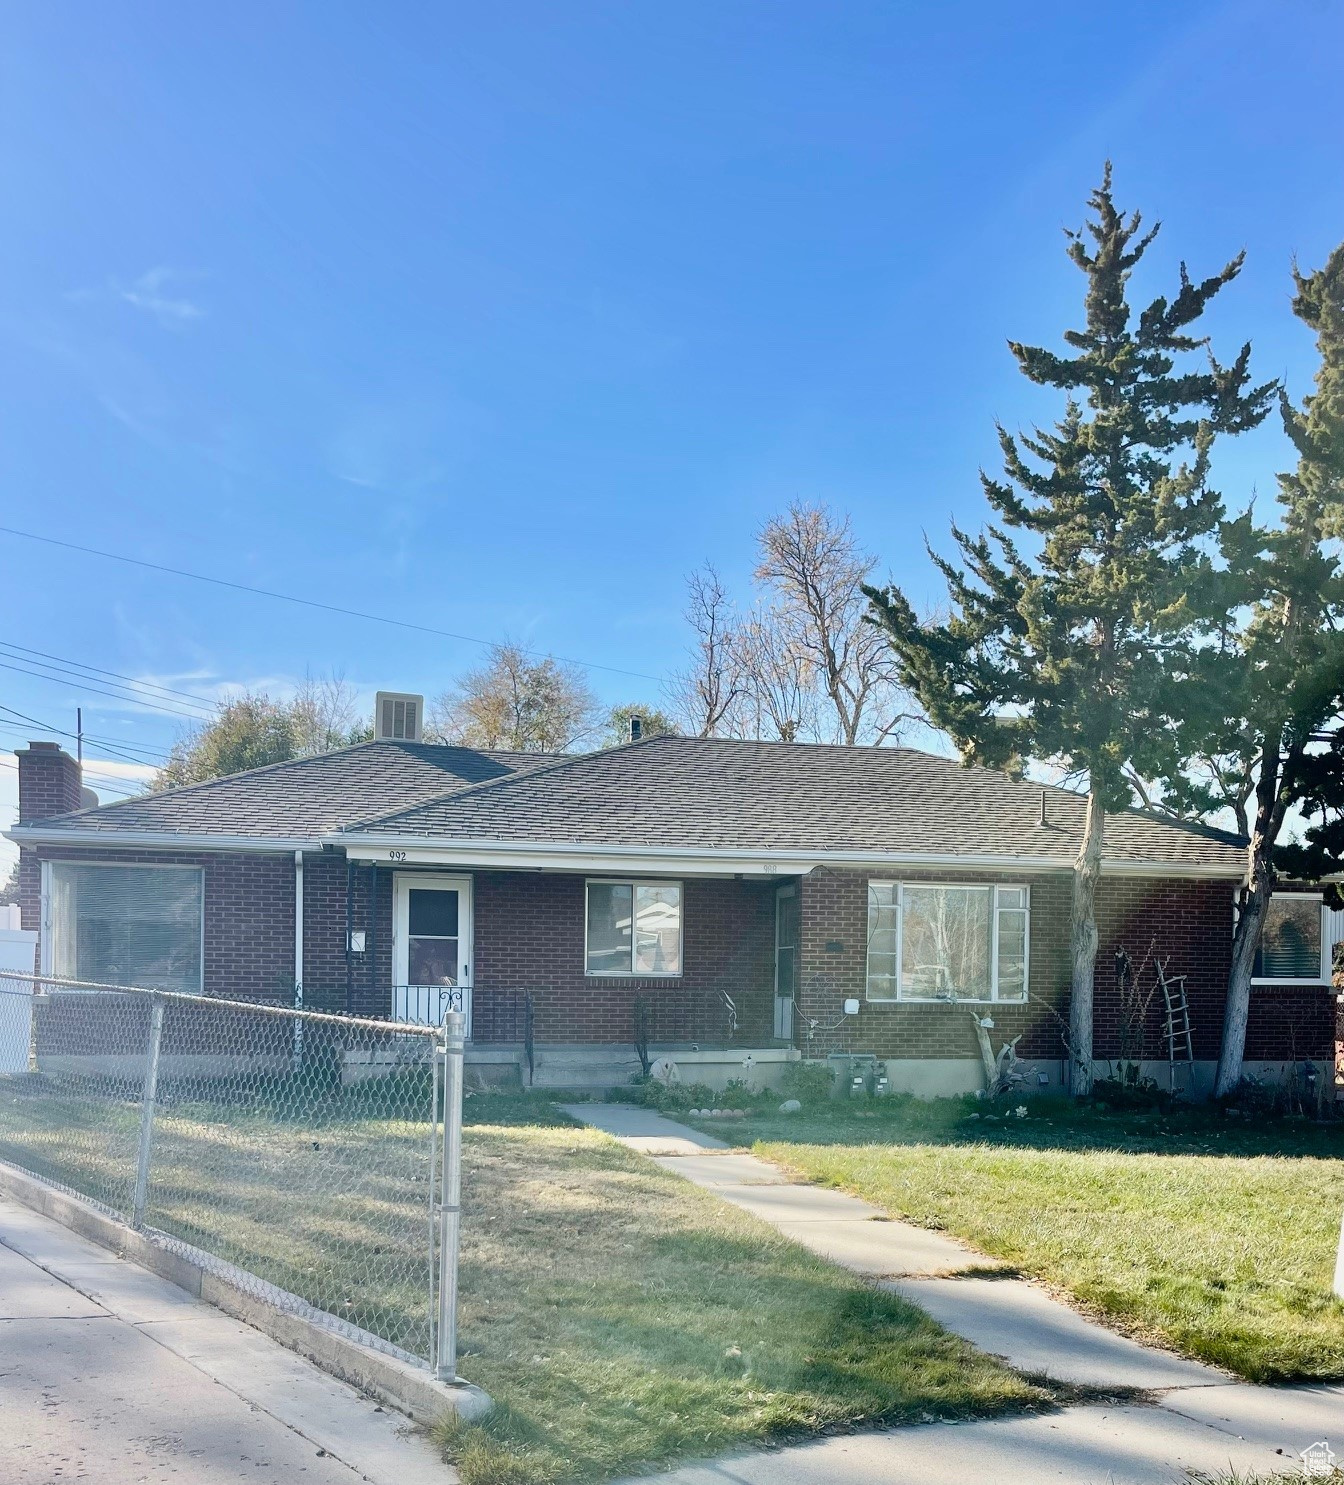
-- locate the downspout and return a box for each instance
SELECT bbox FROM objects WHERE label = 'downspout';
[345,858,354,1015]
[38,860,52,979]
[369,862,378,1015]
[292,850,304,1070]
[293,850,304,1012]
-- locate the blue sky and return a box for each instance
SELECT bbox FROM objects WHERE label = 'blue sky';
[1,0,1341,860]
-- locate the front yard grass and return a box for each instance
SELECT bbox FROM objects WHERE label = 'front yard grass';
[437,1100,1050,1483]
[0,1080,1054,1485]
[719,1096,1344,1384]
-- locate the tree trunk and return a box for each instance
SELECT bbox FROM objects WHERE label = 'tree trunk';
[1214,843,1272,1099]
[1069,791,1104,1097]
[1215,741,1289,1100]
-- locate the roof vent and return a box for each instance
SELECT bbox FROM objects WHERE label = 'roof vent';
[374,692,424,743]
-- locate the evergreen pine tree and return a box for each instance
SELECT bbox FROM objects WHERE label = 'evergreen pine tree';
[867,167,1273,1095]
[1160,244,1344,1095]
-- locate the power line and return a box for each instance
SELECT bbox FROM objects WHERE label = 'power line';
[0,705,171,767]
[0,739,156,789]
[0,641,223,709]
[0,525,666,684]
[0,652,214,718]
[0,707,169,764]
[0,658,211,722]
[72,733,168,762]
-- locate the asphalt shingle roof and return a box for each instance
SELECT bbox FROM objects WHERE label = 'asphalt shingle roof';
[345,735,1247,870]
[26,741,550,839]
[22,734,1246,872]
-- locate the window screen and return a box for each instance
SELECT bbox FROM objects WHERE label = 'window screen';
[1255,896,1323,980]
[51,863,203,993]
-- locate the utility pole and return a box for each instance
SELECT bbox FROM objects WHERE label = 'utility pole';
[75,707,82,765]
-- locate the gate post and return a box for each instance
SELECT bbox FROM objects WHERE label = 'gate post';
[435,1009,466,1383]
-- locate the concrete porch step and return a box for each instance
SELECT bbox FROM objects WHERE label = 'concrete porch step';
[529,1046,643,1090]
[467,1042,800,1092]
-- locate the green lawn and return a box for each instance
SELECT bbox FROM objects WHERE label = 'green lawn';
[700,1096,1344,1384]
[0,1078,1056,1485]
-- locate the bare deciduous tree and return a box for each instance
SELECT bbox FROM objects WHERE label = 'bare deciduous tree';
[755,502,914,745]
[292,671,369,755]
[429,642,599,753]
[734,607,815,742]
[666,565,745,738]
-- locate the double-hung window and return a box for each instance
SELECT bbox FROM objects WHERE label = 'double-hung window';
[585,880,682,976]
[1253,893,1333,984]
[867,881,1029,1003]
[49,862,204,994]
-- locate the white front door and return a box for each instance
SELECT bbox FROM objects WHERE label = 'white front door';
[392,874,473,1033]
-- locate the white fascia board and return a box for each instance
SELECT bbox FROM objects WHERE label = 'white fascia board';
[5,825,1246,879]
[333,834,1246,879]
[6,827,324,854]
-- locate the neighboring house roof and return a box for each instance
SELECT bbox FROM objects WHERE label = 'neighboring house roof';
[10,734,1247,875]
[342,735,1245,873]
[14,741,550,842]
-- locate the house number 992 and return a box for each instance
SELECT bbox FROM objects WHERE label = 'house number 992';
[388,850,406,861]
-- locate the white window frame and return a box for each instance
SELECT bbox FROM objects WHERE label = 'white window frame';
[1251,891,1334,986]
[866,880,1031,1005]
[584,878,683,978]
[43,858,206,993]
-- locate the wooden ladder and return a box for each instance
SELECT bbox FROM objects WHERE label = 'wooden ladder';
[1158,959,1194,1078]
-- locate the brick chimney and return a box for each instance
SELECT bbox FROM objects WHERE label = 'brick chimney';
[17,742,83,823]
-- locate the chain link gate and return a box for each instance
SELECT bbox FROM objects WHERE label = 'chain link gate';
[0,968,465,1379]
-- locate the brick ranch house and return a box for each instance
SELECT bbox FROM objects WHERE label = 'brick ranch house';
[8,721,1341,1096]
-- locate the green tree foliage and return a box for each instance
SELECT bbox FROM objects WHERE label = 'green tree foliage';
[602,703,680,747]
[429,642,599,753]
[1157,244,1344,1095]
[154,693,298,790]
[866,166,1273,1094]
[152,673,372,790]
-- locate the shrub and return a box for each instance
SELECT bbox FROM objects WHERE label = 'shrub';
[1091,1074,1175,1112]
[778,1059,835,1105]
[614,1076,718,1113]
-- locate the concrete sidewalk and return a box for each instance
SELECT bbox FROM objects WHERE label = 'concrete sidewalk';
[0,1195,450,1485]
[569,1104,1344,1484]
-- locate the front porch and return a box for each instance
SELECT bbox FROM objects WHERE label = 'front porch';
[327,862,802,1086]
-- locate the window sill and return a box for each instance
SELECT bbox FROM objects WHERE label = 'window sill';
[586,972,683,980]
[1251,978,1331,988]
[865,997,1030,1007]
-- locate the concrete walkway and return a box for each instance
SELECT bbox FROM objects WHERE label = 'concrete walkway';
[0,1195,450,1485]
[568,1105,1344,1483]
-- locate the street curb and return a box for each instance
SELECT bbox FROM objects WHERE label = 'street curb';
[0,1161,491,1429]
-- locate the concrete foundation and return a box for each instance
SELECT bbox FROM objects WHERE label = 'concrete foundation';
[803,1055,1324,1102]
[464,1042,800,1093]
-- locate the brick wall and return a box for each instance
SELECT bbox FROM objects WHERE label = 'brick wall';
[1094,876,1234,1061]
[1245,985,1335,1064]
[24,845,297,1001]
[472,871,776,1045]
[17,743,82,824]
[306,866,776,1037]
[796,867,1072,1062]
[792,868,1330,1064]
[18,842,1331,1064]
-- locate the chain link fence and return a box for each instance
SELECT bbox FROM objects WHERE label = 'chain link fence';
[0,968,464,1376]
